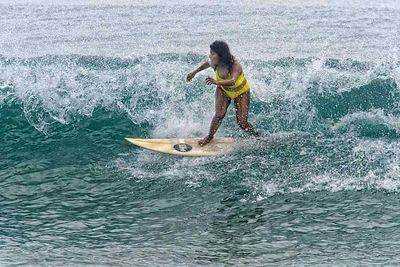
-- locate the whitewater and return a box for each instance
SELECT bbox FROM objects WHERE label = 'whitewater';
[1,0,400,265]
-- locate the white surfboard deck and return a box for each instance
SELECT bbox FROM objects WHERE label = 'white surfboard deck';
[125,137,235,157]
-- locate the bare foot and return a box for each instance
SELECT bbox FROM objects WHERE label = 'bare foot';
[198,136,213,146]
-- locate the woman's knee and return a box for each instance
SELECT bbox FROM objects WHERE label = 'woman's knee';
[214,113,226,122]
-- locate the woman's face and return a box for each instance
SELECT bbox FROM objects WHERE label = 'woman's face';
[209,49,220,65]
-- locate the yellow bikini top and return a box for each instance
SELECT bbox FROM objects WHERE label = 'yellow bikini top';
[215,67,246,89]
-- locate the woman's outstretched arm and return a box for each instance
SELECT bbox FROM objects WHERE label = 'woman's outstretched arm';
[186,61,211,82]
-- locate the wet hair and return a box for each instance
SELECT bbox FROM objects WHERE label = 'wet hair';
[210,40,235,72]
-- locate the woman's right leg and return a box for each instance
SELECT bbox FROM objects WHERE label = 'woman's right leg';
[198,87,231,146]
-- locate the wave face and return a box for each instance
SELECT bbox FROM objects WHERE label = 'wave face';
[2,1,400,266]
[2,54,400,136]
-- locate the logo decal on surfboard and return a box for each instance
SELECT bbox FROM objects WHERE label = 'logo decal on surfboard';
[173,143,192,152]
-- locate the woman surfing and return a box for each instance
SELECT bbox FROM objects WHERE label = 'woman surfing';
[186,40,259,146]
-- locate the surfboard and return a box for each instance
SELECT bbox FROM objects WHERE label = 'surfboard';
[125,137,235,157]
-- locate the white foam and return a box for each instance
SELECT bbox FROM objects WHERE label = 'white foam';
[332,109,400,135]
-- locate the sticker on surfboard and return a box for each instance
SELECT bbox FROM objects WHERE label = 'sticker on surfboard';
[173,143,192,152]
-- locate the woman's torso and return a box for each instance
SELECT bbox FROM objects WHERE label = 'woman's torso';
[215,63,248,92]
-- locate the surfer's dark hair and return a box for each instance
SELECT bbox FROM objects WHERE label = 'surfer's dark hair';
[210,40,235,72]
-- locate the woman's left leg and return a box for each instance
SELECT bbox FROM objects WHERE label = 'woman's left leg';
[234,90,259,136]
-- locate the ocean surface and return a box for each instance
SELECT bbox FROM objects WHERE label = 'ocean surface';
[2,0,400,265]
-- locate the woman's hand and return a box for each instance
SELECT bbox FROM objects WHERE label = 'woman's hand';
[186,71,196,82]
[205,76,217,85]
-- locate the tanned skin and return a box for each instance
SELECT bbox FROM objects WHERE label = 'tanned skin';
[187,50,258,146]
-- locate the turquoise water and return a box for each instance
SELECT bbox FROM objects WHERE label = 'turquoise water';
[2,1,400,265]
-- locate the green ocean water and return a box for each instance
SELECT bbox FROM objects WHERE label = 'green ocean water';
[2,1,400,266]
